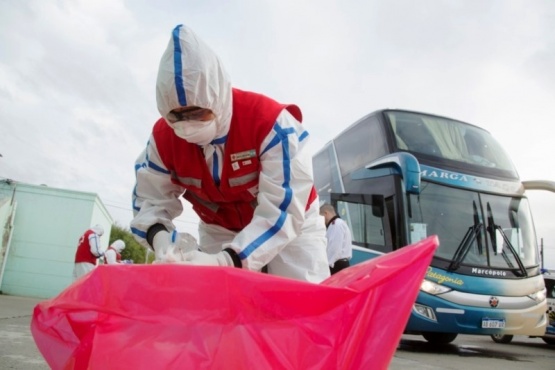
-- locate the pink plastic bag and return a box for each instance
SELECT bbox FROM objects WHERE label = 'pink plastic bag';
[31,236,437,370]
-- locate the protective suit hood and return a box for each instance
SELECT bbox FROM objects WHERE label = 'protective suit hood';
[156,24,232,141]
[111,240,126,253]
[92,224,104,237]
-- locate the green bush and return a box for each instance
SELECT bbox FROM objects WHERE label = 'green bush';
[108,223,155,264]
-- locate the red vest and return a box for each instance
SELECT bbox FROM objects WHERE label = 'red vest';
[74,229,98,264]
[103,246,122,264]
[154,88,316,231]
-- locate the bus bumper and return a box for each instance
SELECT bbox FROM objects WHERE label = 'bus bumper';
[405,292,547,336]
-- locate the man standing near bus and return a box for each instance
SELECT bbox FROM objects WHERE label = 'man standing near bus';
[320,204,353,274]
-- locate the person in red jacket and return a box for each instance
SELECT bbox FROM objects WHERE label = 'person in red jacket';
[73,224,104,280]
[131,24,329,283]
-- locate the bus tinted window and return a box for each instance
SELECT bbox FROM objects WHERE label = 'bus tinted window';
[387,111,516,172]
[334,116,387,176]
[313,144,344,204]
[313,144,333,201]
[338,200,386,250]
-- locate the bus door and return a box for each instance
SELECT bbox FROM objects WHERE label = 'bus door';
[331,192,396,264]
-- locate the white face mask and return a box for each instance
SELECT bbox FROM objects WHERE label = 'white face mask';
[171,119,217,145]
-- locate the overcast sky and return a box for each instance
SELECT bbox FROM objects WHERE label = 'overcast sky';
[1,0,554,266]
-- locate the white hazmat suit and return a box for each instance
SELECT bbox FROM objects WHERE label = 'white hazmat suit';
[131,24,329,283]
[104,239,126,265]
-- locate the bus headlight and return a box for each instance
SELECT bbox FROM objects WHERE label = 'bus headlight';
[528,288,547,303]
[420,279,451,295]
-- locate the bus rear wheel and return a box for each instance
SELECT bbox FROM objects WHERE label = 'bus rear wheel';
[490,334,513,344]
[422,332,458,344]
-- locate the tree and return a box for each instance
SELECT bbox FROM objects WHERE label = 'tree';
[108,223,155,264]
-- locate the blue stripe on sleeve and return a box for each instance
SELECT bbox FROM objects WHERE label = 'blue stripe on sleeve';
[148,160,171,174]
[132,140,171,213]
[131,227,147,239]
[91,234,103,256]
[239,124,294,259]
[172,25,187,106]
[261,122,296,156]
[132,185,140,212]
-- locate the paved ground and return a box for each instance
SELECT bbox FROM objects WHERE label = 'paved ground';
[0,294,49,369]
[0,293,418,369]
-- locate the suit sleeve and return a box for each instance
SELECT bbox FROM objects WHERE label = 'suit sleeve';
[131,134,185,248]
[88,233,103,257]
[223,109,315,270]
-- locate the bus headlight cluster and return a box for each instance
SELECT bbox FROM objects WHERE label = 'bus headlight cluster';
[528,288,547,303]
[420,279,452,295]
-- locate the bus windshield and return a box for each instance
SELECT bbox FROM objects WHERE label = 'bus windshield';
[387,111,516,172]
[409,182,538,270]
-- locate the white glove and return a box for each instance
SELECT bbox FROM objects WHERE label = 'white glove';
[178,232,200,253]
[152,230,184,263]
[153,230,200,263]
[182,250,234,267]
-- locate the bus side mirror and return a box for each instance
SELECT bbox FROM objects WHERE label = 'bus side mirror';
[365,152,421,194]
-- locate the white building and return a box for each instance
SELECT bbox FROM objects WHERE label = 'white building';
[0,180,112,298]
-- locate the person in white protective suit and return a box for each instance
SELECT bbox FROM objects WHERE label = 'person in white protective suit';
[73,224,104,280]
[104,239,126,264]
[130,24,330,283]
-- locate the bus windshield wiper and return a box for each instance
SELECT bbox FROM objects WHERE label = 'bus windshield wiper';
[473,201,483,255]
[448,201,483,271]
[486,203,527,277]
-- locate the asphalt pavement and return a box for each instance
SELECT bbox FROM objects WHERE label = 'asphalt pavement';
[0,294,49,369]
[0,293,420,370]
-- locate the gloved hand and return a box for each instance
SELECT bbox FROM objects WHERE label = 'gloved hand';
[152,230,184,263]
[182,250,233,267]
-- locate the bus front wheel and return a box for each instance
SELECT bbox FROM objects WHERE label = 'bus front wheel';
[422,332,458,344]
[490,334,513,344]
[542,337,555,345]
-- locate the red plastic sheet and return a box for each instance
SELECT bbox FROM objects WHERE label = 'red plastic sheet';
[31,236,437,370]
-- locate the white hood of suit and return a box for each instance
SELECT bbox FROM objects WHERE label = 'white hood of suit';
[92,224,104,237]
[156,24,232,140]
[111,239,126,253]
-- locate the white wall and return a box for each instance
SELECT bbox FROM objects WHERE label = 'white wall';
[0,182,112,298]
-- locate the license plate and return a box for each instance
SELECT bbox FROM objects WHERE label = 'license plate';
[482,318,506,328]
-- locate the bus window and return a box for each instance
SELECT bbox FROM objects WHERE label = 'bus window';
[338,200,387,252]
[464,130,496,168]
[313,144,333,202]
[395,118,441,156]
[334,116,387,177]
[409,182,485,263]
[483,194,536,268]
[497,228,525,258]
[313,144,344,203]
[387,111,517,173]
